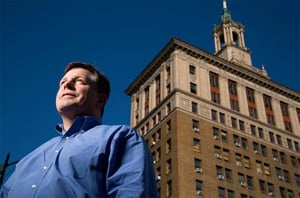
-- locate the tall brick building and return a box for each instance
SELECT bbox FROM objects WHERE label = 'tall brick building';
[125,1,300,197]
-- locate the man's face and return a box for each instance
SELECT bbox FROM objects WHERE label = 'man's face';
[56,68,102,118]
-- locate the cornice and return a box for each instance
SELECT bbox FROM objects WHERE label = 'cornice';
[125,37,300,103]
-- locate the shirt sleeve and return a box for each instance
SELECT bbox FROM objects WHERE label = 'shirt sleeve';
[106,127,158,198]
[0,171,15,198]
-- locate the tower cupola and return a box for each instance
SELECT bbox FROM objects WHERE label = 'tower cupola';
[213,0,252,66]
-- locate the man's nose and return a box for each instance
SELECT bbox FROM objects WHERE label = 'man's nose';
[63,80,75,90]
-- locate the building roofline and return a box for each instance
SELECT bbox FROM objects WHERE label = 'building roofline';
[125,37,300,102]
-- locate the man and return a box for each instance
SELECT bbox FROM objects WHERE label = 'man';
[0,62,158,197]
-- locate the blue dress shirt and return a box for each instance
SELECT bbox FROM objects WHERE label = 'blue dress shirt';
[0,116,158,198]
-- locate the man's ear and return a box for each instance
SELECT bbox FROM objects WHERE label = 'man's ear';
[97,93,107,108]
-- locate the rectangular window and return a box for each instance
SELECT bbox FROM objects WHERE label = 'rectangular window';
[258,127,264,138]
[167,180,172,196]
[213,127,219,139]
[190,82,197,94]
[228,80,239,111]
[297,108,300,122]
[221,130,227,142]
[259,180,266,193]
[263,94,275,126]
[195,180,202,191]
[144,86,150,115]
[166,139,171,154]
[231,117,237,129]
[287,139,293,150]
[192,102,198,113]
[189,65,196,75]
[239,120,245,131]
[246,87,257,118]
[269,131,275,143]
[250,124,256,136]
[210,72,220,104]
[276,134,282,145]
[192,119,199,132]
[155,75,161,105]
[166,159,172,174]
[219,112,225,124]
[211,109,217,121]
[194,158,202,169]
[218,187,225,198]
[210,71,219,88]
[193,138,200,151]
[227,190,234,198]
[294,141,300,152]
[225,168,232,180]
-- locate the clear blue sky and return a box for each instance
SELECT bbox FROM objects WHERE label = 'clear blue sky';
[0,0,299,181]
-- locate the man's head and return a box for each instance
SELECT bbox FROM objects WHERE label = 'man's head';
[56,62,110,119]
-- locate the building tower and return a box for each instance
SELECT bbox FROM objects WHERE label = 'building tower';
[125,1,300,197]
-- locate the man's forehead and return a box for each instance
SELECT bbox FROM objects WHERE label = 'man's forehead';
[61,68,91,79]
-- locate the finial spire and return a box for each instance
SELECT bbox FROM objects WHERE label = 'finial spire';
[223,0,227,10]
[221,0,231,21]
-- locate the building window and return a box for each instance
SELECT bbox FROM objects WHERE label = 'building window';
[272,149,279,161]
[279,152,286,163]
[267,183,274,195]
[194,158,202,170]
[192,119,199,132]
[166,120,171,133]
[295,174,300,186]
[261,145,267,157]
[166,103,171,114]
[211,109,217,121]
[246,87,257,118]
[227,190,234,198]
[250,124,256,136]
[228,80,239,111]
[279,187,286,198]
[144,86,150,115]
[239,120,245,132]
[276,134,282,145]
[258,127,264,138]
[155,75,161,105]
[263,94,275,126]
[283,170,290,182]
[241,138,248,149]
[221,130,227,142]
[259,180,266,193]
[297,108,300,122]
[196,180,203,194]
[287,139,293,150]
[231,117,237,129]
[225,168,232,180]
[193,138,201,151]
[210,72,220,104]
[210,71,219,88]
[166,159,172,174]
[189,65,196,75]
[167,180,172,196]
[218,187,225,198]
[294,141,299,152]
[166,139,171,154]
[280,101,292,132]
[190,82,197,94]
[269,132,275,143]
[219,112,225,124]
[290,156,297,166]
[213,127,219,139]
[247,176,253,188]
[192,102,198,113]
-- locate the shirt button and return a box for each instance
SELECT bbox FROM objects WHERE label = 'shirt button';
[55,150,59,153]
[66,137,69,140]
[32,184,37,189]
[43,166,48,170]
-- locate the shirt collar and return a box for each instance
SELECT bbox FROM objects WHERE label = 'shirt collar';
[56,116,102,137]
